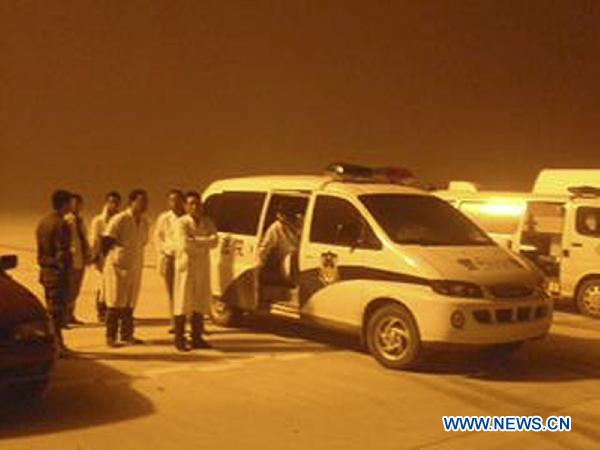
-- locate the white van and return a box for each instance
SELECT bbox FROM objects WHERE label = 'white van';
[514,186,600,318]
[202,165,552,369]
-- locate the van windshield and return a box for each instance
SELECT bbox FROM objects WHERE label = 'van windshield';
[360,194,494,246]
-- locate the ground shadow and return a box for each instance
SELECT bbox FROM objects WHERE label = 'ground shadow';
[234,313,600,382]
[239,315,364,352]
[414,332,600,383]
[0,359,155,439]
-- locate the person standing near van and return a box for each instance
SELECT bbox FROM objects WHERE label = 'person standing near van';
[36,190,72,356]
[172,191,218,351]
[89,191,122,322]
[102,189,150,347]
[154,189,185,332]
[64,193,90,326]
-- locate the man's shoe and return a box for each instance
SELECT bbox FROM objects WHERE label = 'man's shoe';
[59,346,75,358]
[123,337,145,346]
[191,338,212,350]
[106,338,123,348]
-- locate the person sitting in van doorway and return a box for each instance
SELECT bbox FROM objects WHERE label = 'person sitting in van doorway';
[172,191,219,352]
[36,190,73,357]
[154,189,185,334]
[64,193,91,327]
[257,204,303,287]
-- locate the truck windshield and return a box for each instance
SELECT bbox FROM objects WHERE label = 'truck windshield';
[360,194,494,246]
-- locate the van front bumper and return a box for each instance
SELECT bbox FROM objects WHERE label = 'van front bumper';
[415,295,553,345]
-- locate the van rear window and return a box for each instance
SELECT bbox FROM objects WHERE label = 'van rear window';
[204,191,265,236]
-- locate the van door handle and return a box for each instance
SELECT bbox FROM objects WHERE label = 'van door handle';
[563,249,570,258]
[572,243,583,248]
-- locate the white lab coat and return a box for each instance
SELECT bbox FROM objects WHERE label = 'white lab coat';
[103,209,149,308]
[173,214,218,316]
[89,207,112,298]
[154,209,181,277]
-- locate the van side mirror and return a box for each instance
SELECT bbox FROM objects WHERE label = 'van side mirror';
[0,255,18,271]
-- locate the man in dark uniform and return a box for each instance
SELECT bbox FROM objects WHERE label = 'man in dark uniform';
[36,190,73,356]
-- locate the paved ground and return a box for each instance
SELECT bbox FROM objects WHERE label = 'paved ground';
[1,230,600,449]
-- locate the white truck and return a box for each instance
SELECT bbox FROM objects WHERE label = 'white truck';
[438,170,600,318]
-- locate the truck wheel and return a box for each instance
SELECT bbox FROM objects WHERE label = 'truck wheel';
[576,279,600,318]
[210,298,241,327]
[366,303,421,370]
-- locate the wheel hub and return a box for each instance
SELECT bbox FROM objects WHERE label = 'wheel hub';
[583,285,600,315]
[375,317,410,361]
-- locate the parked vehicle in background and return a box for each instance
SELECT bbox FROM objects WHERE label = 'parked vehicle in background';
[202,164,552,370]
[438,170,600,319]
[514,186,600,318]
[0,255,57,403]
[435,181,530,249]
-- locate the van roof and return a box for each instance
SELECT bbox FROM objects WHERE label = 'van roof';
[204,175,426,197]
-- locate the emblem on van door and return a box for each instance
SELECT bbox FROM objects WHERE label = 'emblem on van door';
[319,252,340,285]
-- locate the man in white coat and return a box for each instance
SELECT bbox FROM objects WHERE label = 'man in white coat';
[172,191,218,352]
[89,191,121,322]
[154,189,185,332]
[102,189,150,347]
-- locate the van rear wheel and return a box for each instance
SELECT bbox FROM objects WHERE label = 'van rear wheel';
[366,304,421,370]
[210,298,241,327]
[576,279,600,319]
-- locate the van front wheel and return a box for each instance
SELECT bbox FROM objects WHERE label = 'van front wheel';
[366,304,421,370]
[576,279,600,318]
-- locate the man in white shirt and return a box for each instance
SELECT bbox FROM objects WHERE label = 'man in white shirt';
[89,191,121,322]
[64,193,90,326]
[172,191,218,351]
[102,189,150,347]
[257,204,302,286]
[154,189,185,332]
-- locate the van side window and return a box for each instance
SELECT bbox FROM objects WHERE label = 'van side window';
[310,196,381,249]
[205,191,266,235]
[262,194,309,233]
[576,207,600,237]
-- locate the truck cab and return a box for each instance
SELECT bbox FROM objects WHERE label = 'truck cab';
[515,188,600,318]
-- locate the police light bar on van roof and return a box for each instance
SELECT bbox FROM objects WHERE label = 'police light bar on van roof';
[567,185,600,198]
[325,163,414,184]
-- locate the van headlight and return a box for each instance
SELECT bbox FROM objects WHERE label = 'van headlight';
[12,320,51,342]
[431,280,483,298]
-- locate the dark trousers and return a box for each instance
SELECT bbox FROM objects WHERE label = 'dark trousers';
[67,268,85,320]
[40,268,68,347]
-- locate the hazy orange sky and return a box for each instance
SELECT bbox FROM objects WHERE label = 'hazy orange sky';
[2,0,599,214]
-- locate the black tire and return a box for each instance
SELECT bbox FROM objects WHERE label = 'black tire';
[366,303,421,370]
[576,279,600,319]
[209,297,242,327]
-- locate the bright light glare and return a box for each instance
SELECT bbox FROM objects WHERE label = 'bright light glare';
[479,202,526,217]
